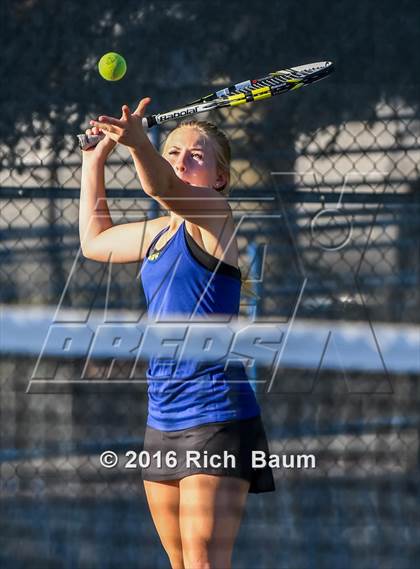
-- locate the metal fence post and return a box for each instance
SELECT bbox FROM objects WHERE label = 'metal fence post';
[246,241,261,393]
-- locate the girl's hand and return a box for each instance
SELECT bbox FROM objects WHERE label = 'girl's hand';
[89,98,152,150]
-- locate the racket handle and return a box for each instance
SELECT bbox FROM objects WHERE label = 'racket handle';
[77,115,157,150]
[77,133,105,150]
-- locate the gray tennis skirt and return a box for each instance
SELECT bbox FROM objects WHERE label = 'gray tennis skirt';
[142,415,275,493]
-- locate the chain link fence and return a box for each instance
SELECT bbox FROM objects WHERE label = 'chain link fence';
[2,100,419,316]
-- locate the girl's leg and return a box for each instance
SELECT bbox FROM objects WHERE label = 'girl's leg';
[179,474,250,569]
[143,479,185,569]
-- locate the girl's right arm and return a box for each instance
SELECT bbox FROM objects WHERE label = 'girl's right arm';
[79,127,168,263]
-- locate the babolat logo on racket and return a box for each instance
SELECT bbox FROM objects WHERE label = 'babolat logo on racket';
[158,106,199,122]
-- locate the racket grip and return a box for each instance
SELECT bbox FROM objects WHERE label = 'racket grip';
[77,134,105,150]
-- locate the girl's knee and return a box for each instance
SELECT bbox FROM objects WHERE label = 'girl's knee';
[182,543,231,569]
[182,553,211,569]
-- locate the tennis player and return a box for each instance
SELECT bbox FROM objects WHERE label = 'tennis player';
[80,98,275,569]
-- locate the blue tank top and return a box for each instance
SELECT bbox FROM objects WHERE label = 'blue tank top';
[140,220,260,430]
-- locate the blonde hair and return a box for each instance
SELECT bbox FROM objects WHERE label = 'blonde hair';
[162,120,231,196]
[162,120,258,299]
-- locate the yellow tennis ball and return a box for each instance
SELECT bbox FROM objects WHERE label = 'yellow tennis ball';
[98,52,127,81]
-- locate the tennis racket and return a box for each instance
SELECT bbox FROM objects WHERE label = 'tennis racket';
[77,61,334,150]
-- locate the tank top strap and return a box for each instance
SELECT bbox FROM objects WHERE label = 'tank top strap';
[145,225,170,258]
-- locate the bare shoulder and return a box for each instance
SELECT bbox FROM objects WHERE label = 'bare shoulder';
[185,206,239,268]
[145,214,170,243]
[147,215,171,235]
